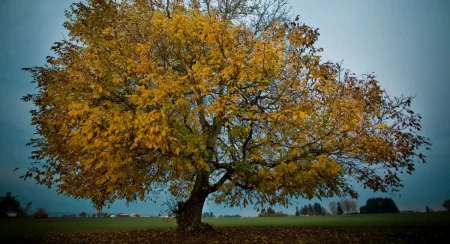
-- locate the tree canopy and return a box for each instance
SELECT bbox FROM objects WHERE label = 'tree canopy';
[337,202,343,215]
[297,203,326,216]
[328,201,337,215]
[359,197,399,214]
[22,0,430,228]
[340,199,358,213]
[443,200,450,211]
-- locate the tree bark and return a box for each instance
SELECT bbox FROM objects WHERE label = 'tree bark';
[175,171,210,229]
[175,191,208,229]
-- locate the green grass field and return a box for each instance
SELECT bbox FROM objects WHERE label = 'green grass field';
[1,212,449,237]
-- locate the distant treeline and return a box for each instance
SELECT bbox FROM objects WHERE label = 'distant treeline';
[202,212,215,218]
[296,203,328,216]
[258,207,288,217]
[219,214,242,218]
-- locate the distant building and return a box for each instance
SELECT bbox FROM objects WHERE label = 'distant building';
[117,213,130,218]
[6,212,17,218]
[130,213,141,218]
[110,215,116,217]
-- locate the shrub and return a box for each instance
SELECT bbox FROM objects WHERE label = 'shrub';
[32,208,48,218]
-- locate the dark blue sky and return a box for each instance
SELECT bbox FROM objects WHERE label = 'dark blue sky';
[0,0,449,216]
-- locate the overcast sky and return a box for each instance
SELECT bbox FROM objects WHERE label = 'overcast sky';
[0,0,449,216]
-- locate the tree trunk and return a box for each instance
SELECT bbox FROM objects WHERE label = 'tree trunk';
[175,171,211,230]
[175,191,208,229]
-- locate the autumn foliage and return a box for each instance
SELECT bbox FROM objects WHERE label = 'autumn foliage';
[22,0,430,228]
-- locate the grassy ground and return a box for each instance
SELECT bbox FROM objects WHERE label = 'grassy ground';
[206,212,450,227]
[0,217,175,236]
[1,212,449,237]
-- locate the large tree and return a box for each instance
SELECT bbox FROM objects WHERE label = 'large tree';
[313,203,323,215]
[328,201,337,215]
[337,202,343,215]
[22,0,430,229]
[360,198,399,214]
[340,199,357,213]
[443,200,450,211]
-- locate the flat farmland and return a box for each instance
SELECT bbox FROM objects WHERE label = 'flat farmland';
[1,212,450,243]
